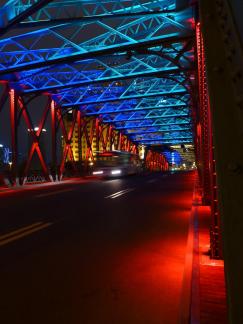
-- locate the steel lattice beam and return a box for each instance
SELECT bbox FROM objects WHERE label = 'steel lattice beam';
[12,1,194,29]
[0,0,52,34]
[99,107,190,122]
[0,7,193,74]
[13,0,176,25]
[85,102,188,116]
[54,78,189,107]
[124,124,192,133]
[0,0,196,149]
[110,116,192,128]
[8,40,194,94]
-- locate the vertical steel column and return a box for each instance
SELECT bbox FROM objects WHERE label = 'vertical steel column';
[95,117,100,153]
[77,110,82,162]
[108,125,113,151]
[9,89,18,185]
[0,83,8,115]
[196,23,212,205]
[200,0,243,322]
[196,23,222,259]
[20,97,50,182]
[58,108,77,176]
[117,132,122,150]
[51,99,57,180]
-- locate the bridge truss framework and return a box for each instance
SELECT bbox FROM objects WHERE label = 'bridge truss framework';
[1,1,243,322]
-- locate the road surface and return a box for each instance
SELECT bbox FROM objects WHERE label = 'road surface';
[0,171,195,324]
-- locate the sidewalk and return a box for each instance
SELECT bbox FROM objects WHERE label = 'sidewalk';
[190,192,228,323]
[0,176,97,194]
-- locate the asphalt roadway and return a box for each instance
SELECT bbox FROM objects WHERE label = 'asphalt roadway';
[0,171,195,324]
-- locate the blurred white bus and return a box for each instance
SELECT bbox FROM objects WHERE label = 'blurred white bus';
[92,151,142,177]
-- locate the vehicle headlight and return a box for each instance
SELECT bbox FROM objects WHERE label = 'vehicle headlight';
[93,171,103,175]
[111,169,121,175]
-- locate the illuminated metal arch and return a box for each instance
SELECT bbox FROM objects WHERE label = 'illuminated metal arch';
[10,42,193,95]
[0,0,196,183]
[0,0,52,35]
[137,47,195,94]
[0,5,194,75]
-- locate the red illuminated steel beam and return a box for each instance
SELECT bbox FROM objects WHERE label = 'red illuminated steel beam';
[196,23,221,259]
[7,90,139,183]
[8,90,53,185]
[18,97,51,183]
[9,89,18,185]
[199,0,243,322]
[57,108,78,176]
[145,150,168,171]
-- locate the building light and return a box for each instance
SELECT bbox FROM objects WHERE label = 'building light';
[0,144,3,148]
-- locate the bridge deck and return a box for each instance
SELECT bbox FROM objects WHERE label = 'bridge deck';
[0,172,194,324]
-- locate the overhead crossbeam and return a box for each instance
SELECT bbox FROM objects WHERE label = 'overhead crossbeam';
[0,0,196,150]
[113,116,191,128]
[10,0,179,28]
[8,39,194,94]
[54,79,189,107]
[85,103,188,116]
[99,107,190,123]
[0,7,193,74]
[123,123,192,133]
[135,138,192,144]
[131,130,192,140]
[0,0,52,34]
[74,93,189,115]
[125,127,192,135]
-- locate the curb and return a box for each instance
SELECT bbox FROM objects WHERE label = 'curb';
[179,178,201,324]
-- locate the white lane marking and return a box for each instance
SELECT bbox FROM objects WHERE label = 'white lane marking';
[0,222,42,241]
[35,188,73,198]
[0,222,52,247]
[105,188,134,199]
[105,189,126,198]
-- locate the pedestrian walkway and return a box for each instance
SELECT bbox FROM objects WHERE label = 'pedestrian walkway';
[190,191,228,323]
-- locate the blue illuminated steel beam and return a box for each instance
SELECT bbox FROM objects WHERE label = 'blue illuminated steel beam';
[140,139,192,144]
[0,0,52,34]
[13,1,189,28]
[124,127,192,135]
[54,78,189,107]
[9,39,194,93]
[114,116,192,129]
[134,136,192,142]
[58,89,189,107]
[85,102,188,116]
[130,130,192,140]
[76,94,189,116]
[15,63,191,94]
[98,107,190,123]
[11,0,196,28]
[0,8,193,74]
[124,124,192,133]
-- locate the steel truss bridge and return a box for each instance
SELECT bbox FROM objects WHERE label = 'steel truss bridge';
[0,3,243,319]
[0,0,196,179]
